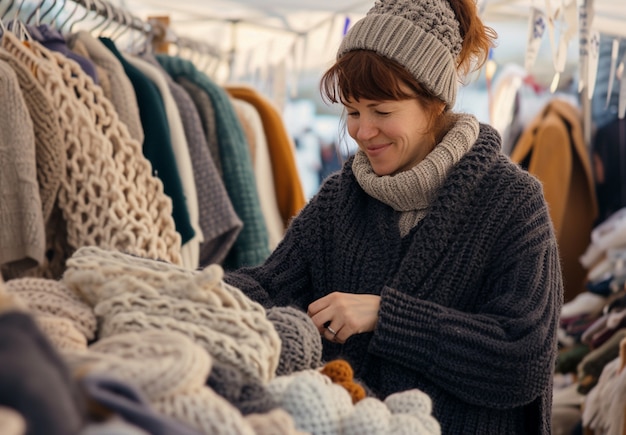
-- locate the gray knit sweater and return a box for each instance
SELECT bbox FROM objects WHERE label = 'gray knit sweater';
[225,124,563,434]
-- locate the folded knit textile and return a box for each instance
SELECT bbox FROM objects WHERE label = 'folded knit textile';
[62,246,281,382]
[4,277,97,350]
[267,370,441,435]
[206,357,279,415]
[64,329,268,435]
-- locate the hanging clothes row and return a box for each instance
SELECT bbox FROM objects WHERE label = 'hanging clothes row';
[0,0,307,280]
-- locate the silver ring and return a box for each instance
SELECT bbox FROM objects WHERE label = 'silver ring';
[326,325,337,335]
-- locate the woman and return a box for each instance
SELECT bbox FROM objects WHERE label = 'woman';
[225,0,563,433]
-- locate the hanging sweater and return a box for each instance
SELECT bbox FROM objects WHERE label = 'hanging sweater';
[225,123,563,434]
[156,55,270,270]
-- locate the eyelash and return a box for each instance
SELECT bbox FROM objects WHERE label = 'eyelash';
[347,111,390,117]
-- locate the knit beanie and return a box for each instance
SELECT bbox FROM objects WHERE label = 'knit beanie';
[337,0,463,108]
[266,306,323,375]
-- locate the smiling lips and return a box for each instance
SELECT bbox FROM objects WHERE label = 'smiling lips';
[365,143,391,157]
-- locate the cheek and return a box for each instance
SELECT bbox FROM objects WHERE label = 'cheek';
[346,119,358,139]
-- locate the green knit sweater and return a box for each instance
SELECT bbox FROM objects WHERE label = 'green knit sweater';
[225,123,563,434]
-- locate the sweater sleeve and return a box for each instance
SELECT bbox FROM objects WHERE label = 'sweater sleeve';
[369,188,563,409]
[223,175,338,309]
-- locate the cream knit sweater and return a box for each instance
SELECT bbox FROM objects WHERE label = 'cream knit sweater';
[2,33,182,266]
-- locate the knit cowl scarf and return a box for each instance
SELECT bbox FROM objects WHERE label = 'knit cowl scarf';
[352,113,480,236]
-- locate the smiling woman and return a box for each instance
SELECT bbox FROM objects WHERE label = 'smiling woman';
[224,0,564,434]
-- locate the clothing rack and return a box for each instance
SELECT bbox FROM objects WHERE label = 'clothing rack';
[0,0,224,66]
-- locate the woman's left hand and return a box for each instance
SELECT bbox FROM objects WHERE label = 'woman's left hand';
[307,292,381,343]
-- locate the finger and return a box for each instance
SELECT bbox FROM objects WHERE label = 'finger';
[307,292,336,316]
[309,311,332,333]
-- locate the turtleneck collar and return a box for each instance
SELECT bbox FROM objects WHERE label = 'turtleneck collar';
[352,113,480,213]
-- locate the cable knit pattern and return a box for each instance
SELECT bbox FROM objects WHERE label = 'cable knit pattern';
[225,123,562,434]
[63,246,281,383]
[1,33,182,266]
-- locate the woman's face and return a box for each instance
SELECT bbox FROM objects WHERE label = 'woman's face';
[345,96,432,176]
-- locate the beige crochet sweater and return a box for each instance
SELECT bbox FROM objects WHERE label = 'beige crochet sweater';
[2,32,182,271]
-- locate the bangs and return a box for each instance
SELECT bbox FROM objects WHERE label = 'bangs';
[320,50,418,105]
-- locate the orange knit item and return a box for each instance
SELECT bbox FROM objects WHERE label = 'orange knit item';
[321,359,366,404]
[226,86,306,228]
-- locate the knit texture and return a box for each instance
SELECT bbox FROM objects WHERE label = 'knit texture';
[66,31,144,144]
[177,77,223,177]
[64,330,258,435]
[2,32,182,267]
[267,306,323,376]
[231,97,285,251]
[157,55,270,269]
[320,360,367,404]
[206,358,279,415]
[0,58,46,272]
[63,246,281,383]
[227,85,307,229]
[266,369,440,435]
[0,49,64,225]
[0,49,69,280]
[338,0,463,107]
[352,113,479,236]
[225,123,563,434]
[4,277,96,341]
[139,53,242,267]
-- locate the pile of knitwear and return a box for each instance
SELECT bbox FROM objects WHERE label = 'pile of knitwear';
[1,246,441,435]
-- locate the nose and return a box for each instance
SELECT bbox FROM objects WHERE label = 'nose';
[355,116,378,141]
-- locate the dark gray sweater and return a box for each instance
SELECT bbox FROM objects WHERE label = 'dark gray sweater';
[225,124,563,434]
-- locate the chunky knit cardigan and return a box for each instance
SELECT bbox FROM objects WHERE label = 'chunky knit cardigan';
[225,124,563,434]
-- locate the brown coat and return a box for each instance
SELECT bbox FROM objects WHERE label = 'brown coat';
[511,99,598,302]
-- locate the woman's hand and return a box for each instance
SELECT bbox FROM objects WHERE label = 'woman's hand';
[307,292,381,343]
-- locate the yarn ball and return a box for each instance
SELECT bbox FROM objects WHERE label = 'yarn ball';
[320,359,366,404]
[266,306,323,375]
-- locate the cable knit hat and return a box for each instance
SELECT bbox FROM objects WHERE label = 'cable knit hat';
[337,0,463,107]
